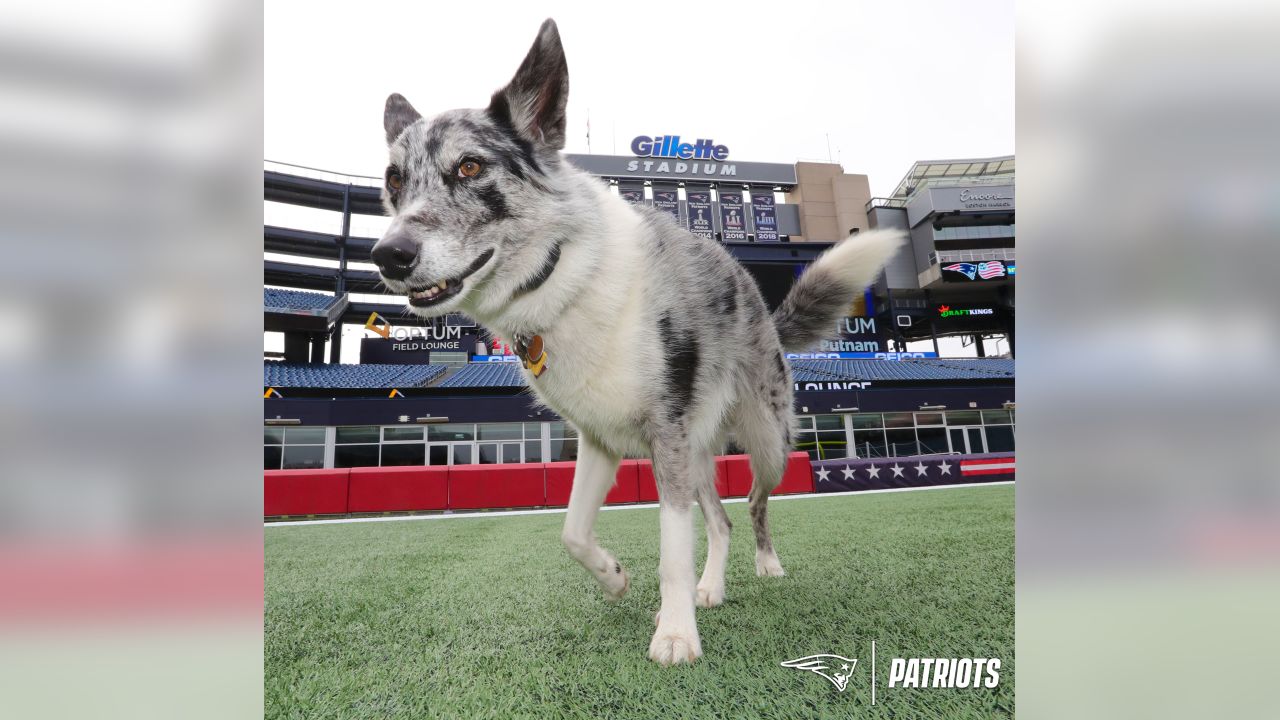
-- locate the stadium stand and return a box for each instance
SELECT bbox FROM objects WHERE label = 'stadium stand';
[789,358,1014,382]
[437,363,526,388]
[264,363,447,389]
[264,287,341,314]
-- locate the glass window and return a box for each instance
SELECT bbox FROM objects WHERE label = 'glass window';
[946,411,982,426]
[285,426,325,444]
[336,426,379,444]
[264,445,282,470]
[427,423,474,442]
[381,443,425,466]
[453,444,473,465]
[981,410,1011,425]
[815,414,843,431]
[916,427,949,455]
[915,412,945,426]
[814,429,848,460]
[383,426,425,442]
[886,429,918,457]
[795,416,815,430]
[282,444,325,470]
[985,425,1015,452]
[550,438,578,461]
[478,423,522,441]
[524,423,543,439]
[264,427,284,445]
[548,421,578,439]
[501,444,521,464]
[853,429,887,458]
[884,412,915,429]
[428,445,449,465]
[478,444,500,464]
[849,413,883,429]
[335,444,379,468]
[524,440,542,463]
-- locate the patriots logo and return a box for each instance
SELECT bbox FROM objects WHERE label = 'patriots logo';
[943,262,978,280]
[781,654,858,692]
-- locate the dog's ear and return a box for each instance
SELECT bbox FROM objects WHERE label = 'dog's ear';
[384,93,422,145]
[488,19,569,150]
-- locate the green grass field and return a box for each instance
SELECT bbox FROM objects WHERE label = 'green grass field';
[266,485,1013,719]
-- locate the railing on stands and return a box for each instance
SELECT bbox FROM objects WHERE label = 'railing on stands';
[930,248,1017,265]
[264,160,382,187]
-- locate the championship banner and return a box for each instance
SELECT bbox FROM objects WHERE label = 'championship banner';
[940,260,1015,282]
[651,184,680,220]
[750,188,779,242]
[617,180,646,205]
[684,185,715,239]
[717,190,747,241]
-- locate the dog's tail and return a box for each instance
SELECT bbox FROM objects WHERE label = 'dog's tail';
[771,229,906,352]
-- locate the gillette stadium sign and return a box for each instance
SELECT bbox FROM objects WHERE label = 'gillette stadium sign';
[631,135,730,161]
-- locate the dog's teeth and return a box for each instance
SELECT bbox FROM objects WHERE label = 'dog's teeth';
[439,280,447,290]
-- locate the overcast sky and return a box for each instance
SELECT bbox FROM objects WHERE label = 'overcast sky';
[265,0,1013,197]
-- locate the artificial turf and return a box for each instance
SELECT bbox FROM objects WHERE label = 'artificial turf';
[265,485,1013,719]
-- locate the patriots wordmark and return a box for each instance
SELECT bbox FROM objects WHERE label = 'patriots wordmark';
[369,18,903,666]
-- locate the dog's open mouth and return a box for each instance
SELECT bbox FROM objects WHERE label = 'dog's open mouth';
[406,249,494,307]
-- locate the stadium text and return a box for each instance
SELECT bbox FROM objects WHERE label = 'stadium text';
[625,159,737,176]
[888,658,1000,689]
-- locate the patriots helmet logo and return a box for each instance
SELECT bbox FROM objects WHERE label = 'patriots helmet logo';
[781,654,858,692]
[943,262,978,280]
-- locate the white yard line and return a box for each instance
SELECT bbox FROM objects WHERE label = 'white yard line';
[265,481,1013,528]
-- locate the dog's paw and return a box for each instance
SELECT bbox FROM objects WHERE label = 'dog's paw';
[755,551,786,577]
[695,581,725,608]
[600,566,630,602]
[648,626,702,666]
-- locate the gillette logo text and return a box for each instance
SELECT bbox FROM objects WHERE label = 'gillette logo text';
[888,657,1000,689]
[631,135,729,161]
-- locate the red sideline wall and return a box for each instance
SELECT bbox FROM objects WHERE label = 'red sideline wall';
[264,452,813,517]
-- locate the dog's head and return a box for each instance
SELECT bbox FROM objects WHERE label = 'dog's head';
[372,19,569,315]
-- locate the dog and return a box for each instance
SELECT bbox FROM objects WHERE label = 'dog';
[370,19,903,665]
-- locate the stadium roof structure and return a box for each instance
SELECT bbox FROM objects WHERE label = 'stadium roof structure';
[264,288,349,333]
[264,363,447,389]
[888,155,1014,200]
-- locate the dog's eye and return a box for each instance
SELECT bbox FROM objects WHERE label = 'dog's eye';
[457,160,483,179]
[387,171,403,191]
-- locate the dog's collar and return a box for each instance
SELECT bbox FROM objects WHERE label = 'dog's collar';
[513,332,549,378]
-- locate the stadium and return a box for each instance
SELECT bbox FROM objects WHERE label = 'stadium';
[265,147,1015,717]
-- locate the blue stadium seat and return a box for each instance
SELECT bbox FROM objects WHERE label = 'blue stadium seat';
[263,363,447,389]
[264,288,339,313]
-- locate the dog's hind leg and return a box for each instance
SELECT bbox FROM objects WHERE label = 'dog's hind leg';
[561,437,629,601]
[735,399,789,577]
[694,478,731,608]
[647,436,704,665]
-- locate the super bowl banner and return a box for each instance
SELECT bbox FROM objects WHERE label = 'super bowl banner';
[651,184,680,220]
[684,185,715,239]
[941,260,1015,282]
[617,180,645,204]
[750,189,779,242]
[718,190,747,241]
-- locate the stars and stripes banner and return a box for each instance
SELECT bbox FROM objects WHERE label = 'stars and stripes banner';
[810,452,1014,493]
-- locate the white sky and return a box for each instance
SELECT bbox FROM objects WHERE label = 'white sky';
[265,0,1013,196]
[264,0,1014,362]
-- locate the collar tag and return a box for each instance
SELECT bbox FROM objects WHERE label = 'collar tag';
[514,334,549,378]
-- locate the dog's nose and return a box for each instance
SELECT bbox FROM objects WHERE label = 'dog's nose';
[371,231,418,280]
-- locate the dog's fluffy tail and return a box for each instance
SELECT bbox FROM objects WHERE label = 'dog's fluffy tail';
[771,229,906,352]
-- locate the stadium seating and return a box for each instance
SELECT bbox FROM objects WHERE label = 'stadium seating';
[263,363,447,389]
[789,358,1014,382]
[437,362,526,388]
[264,287,340,313]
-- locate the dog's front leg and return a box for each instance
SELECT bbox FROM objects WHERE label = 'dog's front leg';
[647,439,703,665]
[561,438,629,600]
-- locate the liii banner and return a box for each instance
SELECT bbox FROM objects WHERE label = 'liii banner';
[718,190,747,241]
[652,188,680,220]
[751,191,779,242]
[685,188,714,239]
